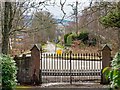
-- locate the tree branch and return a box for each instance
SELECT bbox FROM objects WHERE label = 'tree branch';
[60,0,66,24]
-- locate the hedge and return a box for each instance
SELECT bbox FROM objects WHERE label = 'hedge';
[1,54,17,90]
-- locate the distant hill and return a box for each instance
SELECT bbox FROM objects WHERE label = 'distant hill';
[55,19,74,25]
[24,15,74,26]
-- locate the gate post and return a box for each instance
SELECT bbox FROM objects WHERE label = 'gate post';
[39,46,42,84]
[70,51,72,85]
[30,45,40,85]
[101,44,111,84]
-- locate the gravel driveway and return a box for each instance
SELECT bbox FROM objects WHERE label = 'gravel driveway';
[40,82,109,88]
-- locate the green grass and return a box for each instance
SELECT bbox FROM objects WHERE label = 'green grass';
[16,86,32,88]
[42,44,47,48]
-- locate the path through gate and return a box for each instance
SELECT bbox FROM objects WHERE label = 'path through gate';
[40,51,102,84]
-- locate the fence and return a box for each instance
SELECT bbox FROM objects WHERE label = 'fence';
[14,44,111,85]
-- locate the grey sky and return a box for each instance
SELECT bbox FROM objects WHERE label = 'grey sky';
[2,0,119,20]
[21,0,89,19]
[44,0,90,19]
[45,0,120,19]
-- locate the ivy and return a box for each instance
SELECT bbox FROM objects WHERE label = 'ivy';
[103,51,120,89]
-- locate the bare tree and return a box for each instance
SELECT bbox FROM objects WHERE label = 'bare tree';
[1,0,50,54]
[0,0,75,54]
[77,1,119,51]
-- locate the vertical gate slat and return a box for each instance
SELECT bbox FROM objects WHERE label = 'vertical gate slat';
[67,53,69,78]
[43,54,45,82]
[57,54,59,82]
[99,53,102,76]
[59,54,61,82]
[46,54,48,82]
[54,54,56,82]
[78,53,80,80]
[65,53,67,82]
[62,54,63,81]
[75,54,78,80]
[88,53,90,80]
[51,54,53,74]
[96,53,99,82]
[59,54,62,82]
[93,53,95,81]
[81,53,83,80]
[86,53,87,76]
[72,54,74,77]
[49,54,50,78]
[64,53,66,71]
[83,53,85,79]
[72,53,74,82]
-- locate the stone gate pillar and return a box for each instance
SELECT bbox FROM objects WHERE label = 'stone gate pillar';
[30,45,40,84]
[101,44,111,84]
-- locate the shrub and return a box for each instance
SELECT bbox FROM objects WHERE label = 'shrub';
[1,54,17,90]
[67,34,73,46]
[103,51,120,89]
[91,38,97,46]
[71,33,77,40]
[77,32,89,43]
[66,33,77,46]
[64,33,72,44]
[88,38,97,46]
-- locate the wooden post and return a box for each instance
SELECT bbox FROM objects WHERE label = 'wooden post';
[101,44,111,84]
[70,51,72,85]
[30,45,40,85]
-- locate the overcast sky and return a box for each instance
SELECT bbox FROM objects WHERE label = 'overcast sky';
[18,0,90,20]
[4,0,118,20]
[44,0,90,19]
[41,0,120,19]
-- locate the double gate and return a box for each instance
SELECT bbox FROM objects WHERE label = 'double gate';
[14,45,111,84]
[40,52,102,84]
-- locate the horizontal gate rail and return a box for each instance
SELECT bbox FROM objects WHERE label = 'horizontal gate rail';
[42,53,102,61]
[41,70,101,76]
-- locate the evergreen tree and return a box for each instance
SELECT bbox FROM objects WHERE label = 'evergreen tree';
[100,2,120,49]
